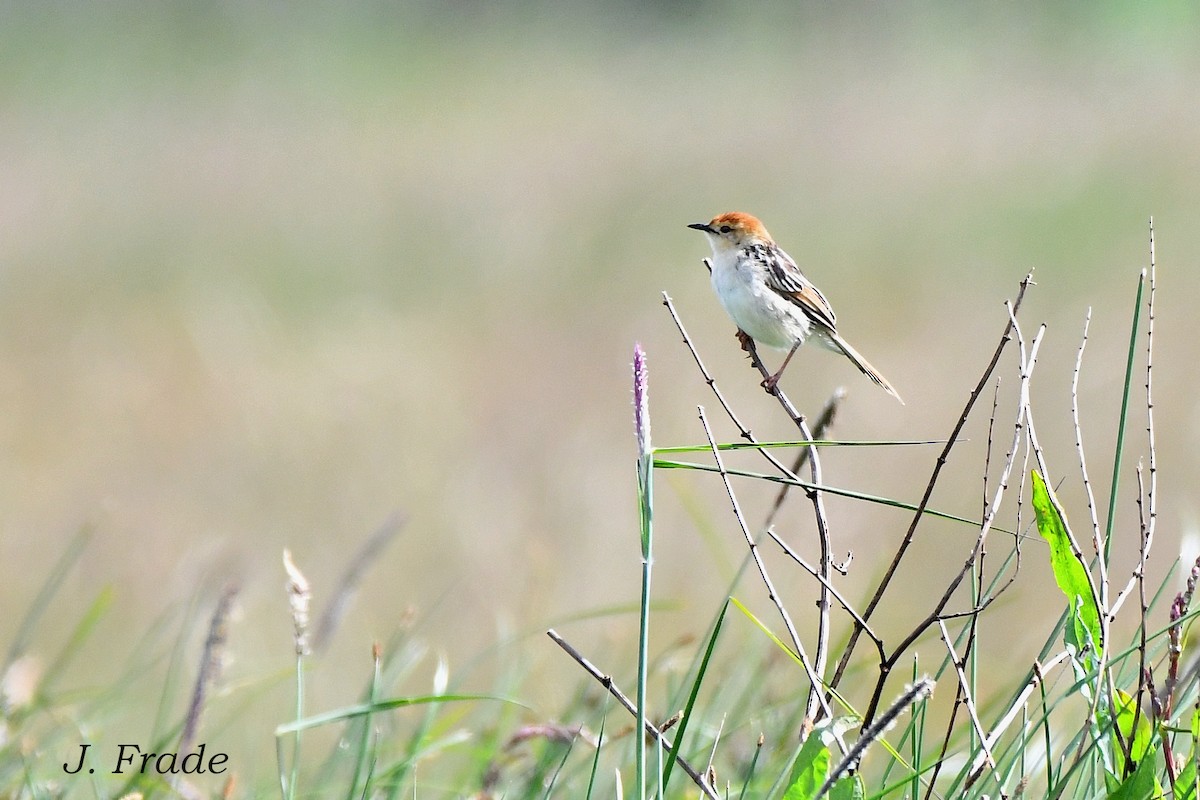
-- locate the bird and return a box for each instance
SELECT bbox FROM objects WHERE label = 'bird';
[688,211,902,403]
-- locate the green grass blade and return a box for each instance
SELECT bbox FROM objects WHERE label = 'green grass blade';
[274,694,521,735]
[737,735,765,800]
[1103,270,1145,558]
[585,710,608,800]
[652,439,947,454]
[655,459,1008,534]
[661,599,729,793]
[4,525,91,670]
[37,586,113,697]
[344,647,384,800]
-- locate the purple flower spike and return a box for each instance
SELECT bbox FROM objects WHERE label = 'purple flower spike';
[633,343,650,457]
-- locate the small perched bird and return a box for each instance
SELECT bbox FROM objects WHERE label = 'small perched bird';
[689,212,902,403]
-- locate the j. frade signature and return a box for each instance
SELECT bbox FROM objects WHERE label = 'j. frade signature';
[63,743,228,775]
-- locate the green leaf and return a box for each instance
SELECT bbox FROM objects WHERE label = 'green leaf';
[782,728,832,800]
[1113,689,1155,774]
[1031,471,1102,661]
[1175,709,1200,800]
[661,600,729,792]
[1176,758,1197,800]
[829,774,865,800]
[1105,745,1162,799]
[781,720,864,800]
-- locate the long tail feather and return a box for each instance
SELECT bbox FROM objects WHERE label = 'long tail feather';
[829,332,904,404]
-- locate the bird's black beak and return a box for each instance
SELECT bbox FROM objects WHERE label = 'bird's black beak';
[687,222,714,233]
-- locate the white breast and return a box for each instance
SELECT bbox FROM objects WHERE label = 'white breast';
[710,252,811,350]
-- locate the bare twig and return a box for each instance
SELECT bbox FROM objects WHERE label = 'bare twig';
[1018,308,1127,769]
[763,389,845,532]
[862,301,1038,725]
[696,407,840,736]
[1138,219,1159,645]
[661,291,818,510]
[926,381,1002,800]
[768,530,883,657]
[796,412,835,723]
[1132,462,1153,770]
[705,714,726,782]
[965,651,1073,786]
[668,287,847,744]
[982,378,1001,523]
[937,619,992,770]
[1131,219,1160,775]
[829,273,1035,704]
[1071,310,1105,556]
[1144,218,1158,613]
[1021,325,1104,639]
[545,629,719,800]
[662,292,786,474]
[737,333,807,429]
[956,379,1029,690]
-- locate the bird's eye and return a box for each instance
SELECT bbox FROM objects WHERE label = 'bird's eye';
[719,225,731,233]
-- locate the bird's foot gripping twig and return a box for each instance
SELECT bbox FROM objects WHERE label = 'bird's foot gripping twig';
[736,329,754,353]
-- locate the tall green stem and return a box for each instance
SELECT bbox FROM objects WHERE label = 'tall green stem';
[1103,271,1145,559]
[633,344,653,800]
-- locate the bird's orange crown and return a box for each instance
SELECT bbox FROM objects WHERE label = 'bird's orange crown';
[707,212,772,243]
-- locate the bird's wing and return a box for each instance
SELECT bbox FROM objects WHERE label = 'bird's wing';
[759,244,838,331]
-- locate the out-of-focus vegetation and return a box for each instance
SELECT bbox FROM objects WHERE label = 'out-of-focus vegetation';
[2,2,1199,794]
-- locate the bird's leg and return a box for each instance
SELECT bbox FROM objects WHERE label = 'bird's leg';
[762,341,802,391]
[736,329,754,353]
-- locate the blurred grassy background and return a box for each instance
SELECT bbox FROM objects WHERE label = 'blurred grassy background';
[3,0,1200,790]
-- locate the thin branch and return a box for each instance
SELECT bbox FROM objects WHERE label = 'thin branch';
[982,378,1001,524]
[1132,462,1152,773]
[719,320,808,431]
[767,529,884,657]
[662,289,826,525]
[829,273,1035,701]
[926,379,1002,799]
[684,339,842,731]
[1145,217,1158,604]
[1020,309,1128,768]
[797,412,835,723]
[1071,310,1105,556]
[1131,220,1160,777]
[696,406,841,736]
[937,619,992,770]
[662,291,795,480]
[545,629,719,800]
[763,389,845,531]
[862,302,1038,725]
[965,651,1073,786]
[1022,327,1105,639]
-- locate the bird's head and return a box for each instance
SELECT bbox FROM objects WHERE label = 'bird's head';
[688,212,773,252]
